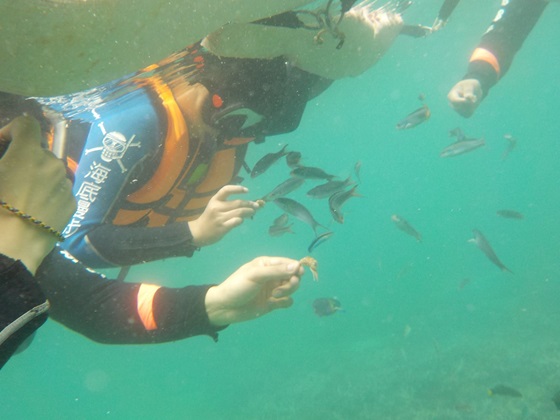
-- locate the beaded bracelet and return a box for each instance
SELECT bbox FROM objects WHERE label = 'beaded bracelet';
[0,199,65,242]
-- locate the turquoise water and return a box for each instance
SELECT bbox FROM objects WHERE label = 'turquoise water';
[2,1,560,418]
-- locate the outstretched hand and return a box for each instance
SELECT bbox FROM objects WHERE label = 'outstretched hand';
[205,257,303,326]
[189,185,260,247]
[447,79,483,118]
[0,116,76,273]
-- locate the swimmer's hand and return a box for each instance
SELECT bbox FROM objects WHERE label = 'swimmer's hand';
[205,257,303,326]
[0,116,76,274]
[189,185,260,247]
[447,79,483,118]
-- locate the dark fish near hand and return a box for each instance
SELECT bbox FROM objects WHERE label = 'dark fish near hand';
[391,214,422,242]
[307,177,354,199]
[272,213,289,228]
[251,144,288,178]
[502,134,517,160]
[313,298,342,317]
[260,177,305,202]
[291,165,335,181]
[286,151,302,168]
[273,197,326,234]
[468,229,512,273]
[329,185,360,224]
[268,223,294,237]
[440,136,485,158]
[396,104,430,130]
[488,384,522,398]
[307,231,334,253]
[497,209,524,220]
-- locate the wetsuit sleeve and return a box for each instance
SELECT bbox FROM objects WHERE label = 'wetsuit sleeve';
[35,248,225,344]
[61,90,198,268]
[464,0,548,96]
[0,255,49,369]
[85,222,199,267]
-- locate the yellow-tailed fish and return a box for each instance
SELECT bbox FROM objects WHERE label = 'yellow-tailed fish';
[396,104,430,130]
[469,229,512,273]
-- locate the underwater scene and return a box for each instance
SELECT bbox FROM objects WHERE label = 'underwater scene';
[1,1,560,419]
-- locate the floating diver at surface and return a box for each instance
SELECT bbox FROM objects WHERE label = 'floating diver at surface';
[391,214,422,242]
[468,229,512,273]
[313,297,342,317]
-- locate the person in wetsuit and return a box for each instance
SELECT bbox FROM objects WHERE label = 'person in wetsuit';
[5,4,412,351]
[49,5,406,268]
[447,0,551,118]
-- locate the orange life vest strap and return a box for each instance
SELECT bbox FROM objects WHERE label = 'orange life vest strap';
[137,283,161,331]
[126,77,190,204]
[470,48,501,77]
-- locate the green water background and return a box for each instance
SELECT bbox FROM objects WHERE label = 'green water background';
[2,1,560,418]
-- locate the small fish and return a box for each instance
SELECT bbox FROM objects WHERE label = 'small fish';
[272,213,289,227]
[313,298,342,317]
[497,209,524,220]
[273,197,326,234]
[403,324,412,338]
[250,144,288,178]
[552,390,560,410]
[488,384,522,398]
[457,278,471,290]
[291,165,335,181]
[328,185,360,224]
[449,127,466,141]
[307,177,354,199]
[468,229,512,273]
[396,104,430,130]
[307,231,334,253]
[260,177,305,202]
[286,151,302,168]
[391,214,422,242]
[502,134,517,160]
[440,137,485,158]
[268,223,295,237]
[354,160,362,183]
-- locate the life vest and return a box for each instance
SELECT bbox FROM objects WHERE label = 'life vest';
[108,75,252,227]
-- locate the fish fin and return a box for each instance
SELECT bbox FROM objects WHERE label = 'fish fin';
[501,266,514,274]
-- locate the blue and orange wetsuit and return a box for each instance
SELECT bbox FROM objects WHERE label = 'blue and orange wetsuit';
[29,37,331,346]
[462,0,549,98]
